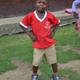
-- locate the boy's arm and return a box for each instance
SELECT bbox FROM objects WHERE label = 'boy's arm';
[51,24,59,33]
[20,25,37,41]
[50,17,60,37]
[50,24,59,37]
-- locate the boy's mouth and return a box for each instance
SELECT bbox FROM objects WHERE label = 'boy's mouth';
[37,7,44,12]
[37,6,44,10]
[37,0,47,5]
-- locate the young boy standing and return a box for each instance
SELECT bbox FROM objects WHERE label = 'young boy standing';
[20,0,61,80]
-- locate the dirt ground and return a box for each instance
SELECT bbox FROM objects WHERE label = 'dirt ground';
[59,60,80,74]
[0,59,80,80]
[0,60,32,80]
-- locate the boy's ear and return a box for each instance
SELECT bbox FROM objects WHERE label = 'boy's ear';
[44,1,48,7]
[44,4,47,8]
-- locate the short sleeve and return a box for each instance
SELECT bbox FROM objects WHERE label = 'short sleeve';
[50,13,60,26]
[20,13,32,29]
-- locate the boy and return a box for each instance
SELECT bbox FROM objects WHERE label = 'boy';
[20,0,61,80]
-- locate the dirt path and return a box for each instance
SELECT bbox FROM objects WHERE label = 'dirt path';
[0,60,80,80]
[0,60,32,80]
[59,60,80,74]
[62,45,80,55]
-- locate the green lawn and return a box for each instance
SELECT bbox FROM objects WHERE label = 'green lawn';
[0,24,80,80]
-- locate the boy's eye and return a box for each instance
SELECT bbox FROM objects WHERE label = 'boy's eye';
[38,1,46,4]
[38,1,42,3]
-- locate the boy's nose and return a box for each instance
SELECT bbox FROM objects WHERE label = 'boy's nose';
[39,3,44,6]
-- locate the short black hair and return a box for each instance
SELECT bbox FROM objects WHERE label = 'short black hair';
[36,0,47,2]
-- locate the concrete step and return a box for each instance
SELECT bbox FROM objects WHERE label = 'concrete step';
[0,10,75,36]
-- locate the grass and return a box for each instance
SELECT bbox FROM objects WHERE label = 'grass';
[39,63,80,80]
[59,69,80,80]
[0,24,80,80]
[55,25,80,47]
[0,34,33,74]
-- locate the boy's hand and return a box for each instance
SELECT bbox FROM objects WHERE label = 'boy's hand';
[48,33,53,38]
[24,29,37,41]
[49,24,59,37]
[30,35,37,41]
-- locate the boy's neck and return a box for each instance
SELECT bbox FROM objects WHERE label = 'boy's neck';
[36,10,45,14]
[36,10,46,19]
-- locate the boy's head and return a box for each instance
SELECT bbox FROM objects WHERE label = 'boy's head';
[35,0,47,12]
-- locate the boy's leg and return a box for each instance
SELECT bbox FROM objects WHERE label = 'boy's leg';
[32,66,39,75]
[51,63,58,75]
[45,45,57,73]
[51,63,61,80]
[32,48,44,80]
[32,48,44,75]
[45,45,61,80]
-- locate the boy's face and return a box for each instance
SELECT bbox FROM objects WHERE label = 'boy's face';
[36,0,47,12]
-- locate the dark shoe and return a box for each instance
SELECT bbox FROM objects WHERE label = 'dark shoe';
[32,75,38,80]
[52,75,61,80]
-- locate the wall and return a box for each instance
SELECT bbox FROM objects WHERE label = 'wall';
[0,0,73,18]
